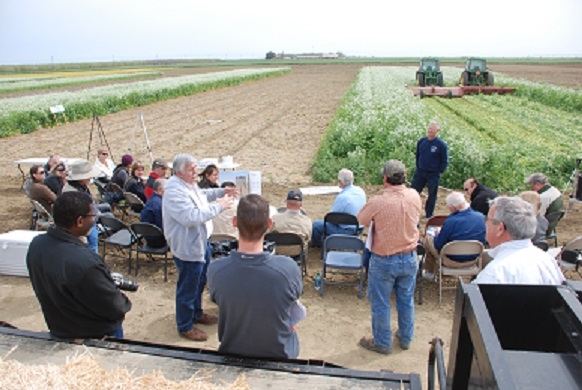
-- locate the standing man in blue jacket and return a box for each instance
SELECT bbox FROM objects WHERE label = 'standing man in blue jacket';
[411,122,449,219]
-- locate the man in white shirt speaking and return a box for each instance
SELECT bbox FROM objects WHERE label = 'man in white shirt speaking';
[474,196,564,285]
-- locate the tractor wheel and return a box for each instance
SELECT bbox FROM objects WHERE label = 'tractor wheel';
[437,73,443,87]
[486,72,494,86]
[461,71,469,86]
[417,73,425,87]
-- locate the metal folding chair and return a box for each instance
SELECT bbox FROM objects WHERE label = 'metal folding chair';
[131,222,170,282]
[264,232,308,277]
[321,234,366,298]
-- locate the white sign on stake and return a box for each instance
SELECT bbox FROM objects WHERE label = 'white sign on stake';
[49,105,65,114]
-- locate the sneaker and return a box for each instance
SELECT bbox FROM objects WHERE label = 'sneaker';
[358,336,391,355]
[180,327,208,341]
[422,271,435,281]
[195,313,218,325]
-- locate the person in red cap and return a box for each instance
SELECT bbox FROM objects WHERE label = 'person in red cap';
[145,158,168,199]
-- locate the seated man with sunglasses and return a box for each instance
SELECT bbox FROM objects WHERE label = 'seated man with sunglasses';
[28,165,56,213]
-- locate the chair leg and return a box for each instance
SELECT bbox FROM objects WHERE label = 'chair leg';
[358,269,364,299]
[163,253,168,282]
[438,265,442,305]
[128,248,133,276]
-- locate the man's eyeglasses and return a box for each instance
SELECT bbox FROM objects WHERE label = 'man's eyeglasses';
[100,152,109,156]
[463,188,470,192]
[36,170,45,174]
[57,168,66,172]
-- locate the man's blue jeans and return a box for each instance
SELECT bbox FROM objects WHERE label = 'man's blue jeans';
[367,251,418,350]
[87,224,99,253]
[411,169,440,218]
[174,257,206,334]
[312,220,360,247]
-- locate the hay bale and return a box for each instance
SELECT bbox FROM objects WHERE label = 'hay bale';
[0,353,251,390]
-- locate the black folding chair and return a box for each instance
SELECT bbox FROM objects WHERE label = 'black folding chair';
[99,215,137,271]
[265,232,308,277]
[131,222,170,282]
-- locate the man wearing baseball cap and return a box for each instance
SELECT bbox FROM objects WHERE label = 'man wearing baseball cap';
[357,159,421,355]
[271,190,312,257]
[145,158,169,199]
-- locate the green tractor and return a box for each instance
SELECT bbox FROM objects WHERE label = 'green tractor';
[460,57,494,86]
[416,57,443,87]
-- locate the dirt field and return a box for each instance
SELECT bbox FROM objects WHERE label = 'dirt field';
[0,63,581,385]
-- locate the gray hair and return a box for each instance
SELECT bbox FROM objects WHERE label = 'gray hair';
[490,196,536,240]
[446,191,466,208]
[429,121,440,130]
[525,173,548,186]
[338,169,354,186]
[172,153,196,174]
[153,178,166,192]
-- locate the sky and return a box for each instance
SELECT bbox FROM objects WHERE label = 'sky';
[1,0,581,65]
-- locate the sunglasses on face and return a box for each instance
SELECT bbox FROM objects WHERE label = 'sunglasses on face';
[100,152,108,156]
[37,171,45,174]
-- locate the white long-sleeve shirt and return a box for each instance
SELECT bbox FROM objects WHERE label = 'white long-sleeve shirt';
[473,239,565,285]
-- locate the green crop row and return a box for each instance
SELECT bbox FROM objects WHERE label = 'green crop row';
[313,66,582,193]
[0,68,290,137]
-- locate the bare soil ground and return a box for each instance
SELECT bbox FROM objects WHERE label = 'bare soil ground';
[0,63,581,385]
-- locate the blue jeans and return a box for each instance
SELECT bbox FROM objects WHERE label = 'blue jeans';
[312,220,360,247]
[110,325,124,338]
[173,242,212,333]
[87,224,99,253]
[367,251,418,350]
[411,169,440,218]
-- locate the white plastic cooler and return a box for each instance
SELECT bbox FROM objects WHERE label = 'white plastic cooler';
[0,230,44,277]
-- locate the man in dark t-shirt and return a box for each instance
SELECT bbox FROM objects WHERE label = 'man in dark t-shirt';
[208,194,303,359]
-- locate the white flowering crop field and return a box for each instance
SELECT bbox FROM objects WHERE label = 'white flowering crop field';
[314,66,582,192]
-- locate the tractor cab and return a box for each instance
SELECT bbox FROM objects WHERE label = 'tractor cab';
[416,57,443,87]
[421,58,440,72]
[461,57,494,86]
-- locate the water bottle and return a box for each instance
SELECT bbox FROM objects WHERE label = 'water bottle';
[314,272,322,291]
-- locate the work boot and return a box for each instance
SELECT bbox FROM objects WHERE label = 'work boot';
[180,327,208,341]
[195,313,218,325]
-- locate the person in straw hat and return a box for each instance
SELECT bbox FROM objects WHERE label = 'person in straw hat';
[63,160,111,253]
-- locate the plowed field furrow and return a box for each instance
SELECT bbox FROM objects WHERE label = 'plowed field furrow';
[0,65,361,187]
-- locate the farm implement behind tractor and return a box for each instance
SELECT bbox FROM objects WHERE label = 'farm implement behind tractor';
[408,85,516,98]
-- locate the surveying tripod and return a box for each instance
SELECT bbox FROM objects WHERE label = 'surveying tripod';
[87,115,114,162]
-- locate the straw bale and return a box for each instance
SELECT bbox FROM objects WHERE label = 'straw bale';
[0,353,251,390]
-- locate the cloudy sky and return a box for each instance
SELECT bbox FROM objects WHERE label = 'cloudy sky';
[1,0,581,64]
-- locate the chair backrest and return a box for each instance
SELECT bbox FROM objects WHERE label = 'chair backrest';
[324,234,365,253]
[131,222,164,237]
[425,215,448,236]
[556,236,582,260]
[124,192,145,207]
[532,240,549,251]
[109,182,124,195]
[31,200,53,222]
[99,215,131,235]
[545,210,564,235]
[265,232,304,247]
[440,240,484,268]
[323,212,359,236]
